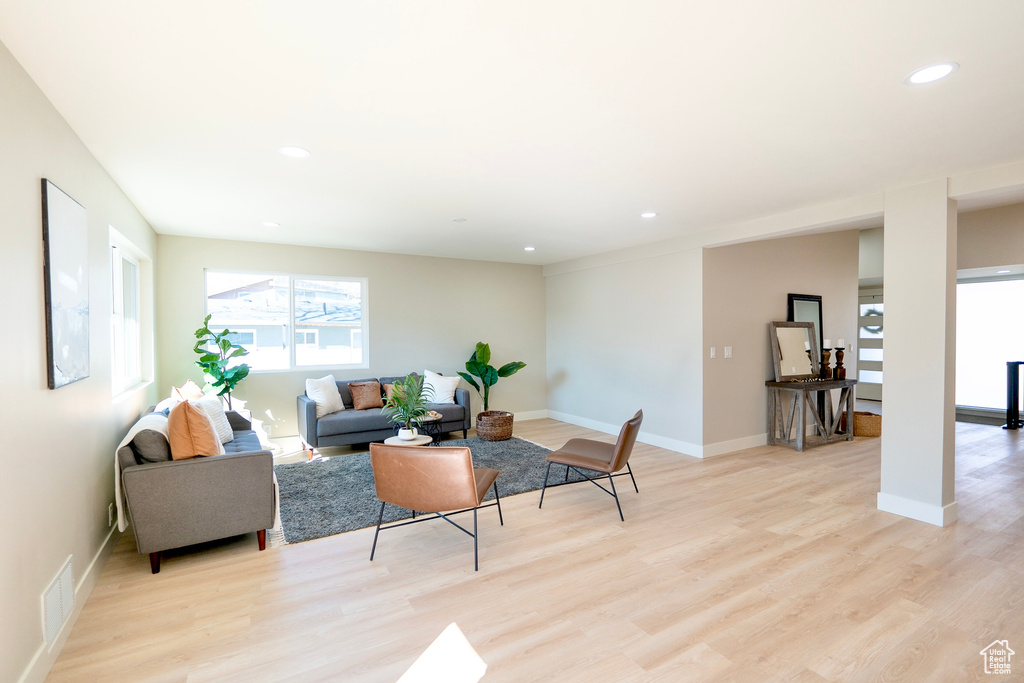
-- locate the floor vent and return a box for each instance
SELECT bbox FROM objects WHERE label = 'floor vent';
[43,556,74,647]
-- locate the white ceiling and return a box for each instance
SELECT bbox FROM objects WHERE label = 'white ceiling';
[2,2,1023,265]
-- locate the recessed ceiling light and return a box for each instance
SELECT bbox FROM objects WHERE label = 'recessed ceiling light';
[278,146,311,158]
[997,269,1011,274]
[640,211,658,218]
[452,218,467,222]
[905,62,959,85]
[262,221,281,228]
[524,246,535,251]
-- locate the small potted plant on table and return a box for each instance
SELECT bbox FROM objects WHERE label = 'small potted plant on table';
[458,342,526,441]
[382,373,434,440]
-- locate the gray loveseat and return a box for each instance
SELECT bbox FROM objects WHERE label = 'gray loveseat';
[117,410,275,573]
[297,374,471,449]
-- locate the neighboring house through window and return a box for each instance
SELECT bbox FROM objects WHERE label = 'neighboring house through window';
[204,270,367,371]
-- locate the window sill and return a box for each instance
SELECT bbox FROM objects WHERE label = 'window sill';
[112,380,154,405]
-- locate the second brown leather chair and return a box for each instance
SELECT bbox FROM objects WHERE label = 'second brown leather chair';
[538,409,643,521]
[369,443,502,571]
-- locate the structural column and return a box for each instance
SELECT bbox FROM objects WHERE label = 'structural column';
[879,179,957,526]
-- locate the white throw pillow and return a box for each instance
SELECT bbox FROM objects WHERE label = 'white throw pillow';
[423,369,460,404]
[306,374,345,418]
[192,395,234,444]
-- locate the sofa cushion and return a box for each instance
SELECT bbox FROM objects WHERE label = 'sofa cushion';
[168,401,225,460]
[223,430,264,454]
[350,381,383,410]
[306,374,344,418]
[193,395,234,444]
[317,407,392,437]
[424,369,460,404]
[425,402,466,423]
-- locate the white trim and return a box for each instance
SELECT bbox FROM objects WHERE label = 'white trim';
[701,433,768,458]
[18,527,121,683]
[877,492,959,527]
[510,409,549,422]
[547,410,703,458]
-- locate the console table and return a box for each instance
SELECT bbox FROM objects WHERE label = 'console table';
[766,378,857,451]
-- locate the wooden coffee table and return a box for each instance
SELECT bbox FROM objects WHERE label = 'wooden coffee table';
[383,435,432,447]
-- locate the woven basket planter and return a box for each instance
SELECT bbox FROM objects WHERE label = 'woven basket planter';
[476,410,514,441]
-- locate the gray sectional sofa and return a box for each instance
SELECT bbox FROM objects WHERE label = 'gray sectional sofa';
[117,410,275,573]
[297,374,471,449]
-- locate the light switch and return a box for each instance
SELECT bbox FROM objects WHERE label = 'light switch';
[724,346,732,358]
[710,347,716,359]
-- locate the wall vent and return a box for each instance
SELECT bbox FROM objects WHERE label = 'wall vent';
[42,556,74,647]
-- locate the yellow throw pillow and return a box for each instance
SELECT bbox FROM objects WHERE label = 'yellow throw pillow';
[350,381,384,410]
[171,379,205,402]
[168,401,225,460]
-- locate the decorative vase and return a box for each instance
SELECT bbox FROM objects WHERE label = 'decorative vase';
[398,427,418,441]
[476,410,514,441]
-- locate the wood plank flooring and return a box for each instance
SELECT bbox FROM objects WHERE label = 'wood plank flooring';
[47,420,1024,681]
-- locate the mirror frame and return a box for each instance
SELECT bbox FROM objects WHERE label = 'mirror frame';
[787,293,823,351]
[770,320,820,381]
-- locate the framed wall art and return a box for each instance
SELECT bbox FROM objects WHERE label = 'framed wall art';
[41,178,90,389]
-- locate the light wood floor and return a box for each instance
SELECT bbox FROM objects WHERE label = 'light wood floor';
[48,420,1024,681]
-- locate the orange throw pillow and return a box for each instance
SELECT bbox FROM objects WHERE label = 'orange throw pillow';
[349,381,383,410]
[168,401,225,460]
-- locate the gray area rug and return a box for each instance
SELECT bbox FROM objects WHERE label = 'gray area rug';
[274,437,587,544]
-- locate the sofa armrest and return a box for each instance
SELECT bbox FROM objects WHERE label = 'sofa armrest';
[121,450,275,555]
[297,394,318,448]
[225,410,252,431]
[455,387,472,431]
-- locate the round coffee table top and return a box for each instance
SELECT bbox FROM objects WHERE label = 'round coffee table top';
[383,435,433,447]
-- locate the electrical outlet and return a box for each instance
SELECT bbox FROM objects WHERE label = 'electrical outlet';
[108,503,115,528]
[710,346,716,359]
[724,346,733,358]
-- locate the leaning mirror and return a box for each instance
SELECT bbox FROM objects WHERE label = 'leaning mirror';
[769,321,820,381]
[787,293,823,351]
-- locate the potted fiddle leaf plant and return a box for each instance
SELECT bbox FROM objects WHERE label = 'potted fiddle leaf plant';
[192,314,250,409]
[458,342,526,441]
[382,373,434,440]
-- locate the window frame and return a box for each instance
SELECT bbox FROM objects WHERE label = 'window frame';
[203,269,369,373]
[109,227,153,398]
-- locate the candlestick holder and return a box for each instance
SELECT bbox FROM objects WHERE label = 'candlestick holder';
[834,347,846,380]
[820,347,833,379]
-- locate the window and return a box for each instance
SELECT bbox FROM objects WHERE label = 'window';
[204,271,367,371]
[957,279,1024,409]
[110,228,153,395]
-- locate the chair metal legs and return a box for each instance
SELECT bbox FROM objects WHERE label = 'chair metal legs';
[539,462,638,521]
[369,484,502,571]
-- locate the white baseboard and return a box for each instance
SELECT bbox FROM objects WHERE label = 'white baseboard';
[19,527,121,683]
[701,433,768,458]
[547,410,703,458]
[512,409,549,422]
[877,492,959,527]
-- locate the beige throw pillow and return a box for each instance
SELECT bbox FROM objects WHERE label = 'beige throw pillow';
[305,374,344,418]
[423,369,460,404]
[350,381,383,410]
[167,401,225,460]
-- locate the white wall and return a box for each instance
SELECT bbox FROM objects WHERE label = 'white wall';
[155,236,547,437]
[0,41,158,682]
[545,248,704,454]
[859,227,884,283]
[958,202,1024,269]
[702,231,860,450]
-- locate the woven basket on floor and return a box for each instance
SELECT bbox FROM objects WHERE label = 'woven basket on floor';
[476,410,514,441]
[853,411,882,437]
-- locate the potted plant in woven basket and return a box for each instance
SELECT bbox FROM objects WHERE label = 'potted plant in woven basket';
[382,373,434,440]
[458,342,526,441]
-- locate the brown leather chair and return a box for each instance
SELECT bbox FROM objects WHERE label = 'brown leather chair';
[369,443,502,571]
[539,410,643,521]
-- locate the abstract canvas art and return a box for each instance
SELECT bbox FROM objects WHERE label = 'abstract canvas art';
[41,179,90,389]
